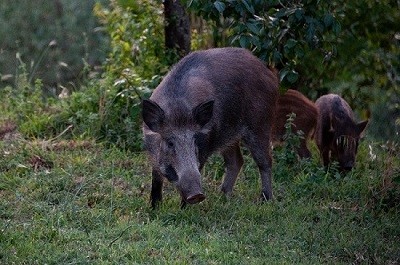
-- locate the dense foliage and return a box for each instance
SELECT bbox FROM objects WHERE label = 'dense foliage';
[186,0,341,87]
[1,0,167,150]
[88,0,166,149]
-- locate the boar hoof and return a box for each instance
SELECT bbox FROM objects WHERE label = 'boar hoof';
[186,193,206,204]
[261,191,273,201]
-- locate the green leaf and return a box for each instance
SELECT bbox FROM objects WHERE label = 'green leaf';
[279,68,289,82]
[246,22,261,34]
[273,50,282,62]
[294,46,305,58]
[285,39,297,49]
[276,8,286,18]
[332,21,341,34]
[241,0,255,14]
[213,1,225,13]
[250,35,261,47]
[323,13,334,27]
[294,8,305,20]
[286,70,299,83]
[239,35,250,48]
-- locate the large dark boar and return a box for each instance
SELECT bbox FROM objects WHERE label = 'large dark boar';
[315,94,368,171]
[142,47,278,208]
[272,89,318,158]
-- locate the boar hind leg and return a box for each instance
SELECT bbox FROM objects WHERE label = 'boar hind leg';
[151,169,164,209]
[220,143,244,196]
[244,131,273,201]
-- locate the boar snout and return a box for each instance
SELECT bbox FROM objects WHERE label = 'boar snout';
[178,171,205,204]
[186,193,206,204]
[342,161,354,171]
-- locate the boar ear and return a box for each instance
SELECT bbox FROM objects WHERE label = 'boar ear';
[357,120,369,137]
[142,99,165,132]
[193,100,214,127]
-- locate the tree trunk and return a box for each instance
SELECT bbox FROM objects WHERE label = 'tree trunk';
[163,0,191,64]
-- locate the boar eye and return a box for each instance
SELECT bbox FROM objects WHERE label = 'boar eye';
[166,140,174,148]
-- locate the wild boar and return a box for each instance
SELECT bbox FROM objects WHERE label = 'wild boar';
[142,47,278,208]
[272,89,318,158]
[315,94,368,171]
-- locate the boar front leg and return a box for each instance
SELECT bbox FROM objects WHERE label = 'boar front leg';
[244,130,273,201]
[220,143,244,196]
[321,147,330,168]
[151,169,164,209]
[297,140,311,159]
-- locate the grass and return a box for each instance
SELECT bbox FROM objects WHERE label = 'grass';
[0,134,399,264]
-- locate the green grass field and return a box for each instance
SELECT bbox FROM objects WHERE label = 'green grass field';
[1,132,399,264]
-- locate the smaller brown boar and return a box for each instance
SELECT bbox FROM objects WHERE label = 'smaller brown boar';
[272,89,318,158]
[315,94,368,171]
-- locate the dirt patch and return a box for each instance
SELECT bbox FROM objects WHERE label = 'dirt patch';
[50,140,97,151]
[29,154,53,171]
[0,120,20,141]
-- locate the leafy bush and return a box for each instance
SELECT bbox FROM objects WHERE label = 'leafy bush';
[0,56,58,138]
[274,113,305,166]
[88,0,167,149]
[0,0,169,150]
[185,0,341,87]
